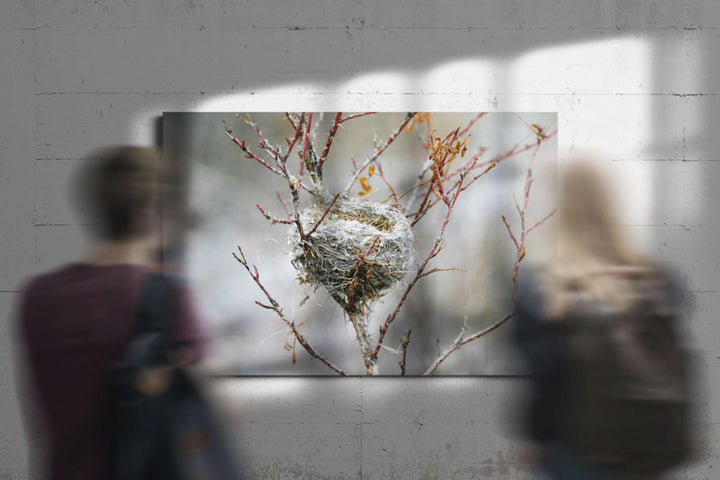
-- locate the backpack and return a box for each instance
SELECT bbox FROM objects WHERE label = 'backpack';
[105,273,243,480]
[560,270,694,476]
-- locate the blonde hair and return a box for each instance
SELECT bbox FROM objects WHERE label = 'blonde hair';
[545,156,654,317]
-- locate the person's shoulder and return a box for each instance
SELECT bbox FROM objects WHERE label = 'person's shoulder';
[20,264,79,296]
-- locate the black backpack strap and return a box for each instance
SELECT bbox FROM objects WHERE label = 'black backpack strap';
[136,272,177,335]
[128,272,180,367]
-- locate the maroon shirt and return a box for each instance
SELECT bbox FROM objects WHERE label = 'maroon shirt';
[17,263,206,480]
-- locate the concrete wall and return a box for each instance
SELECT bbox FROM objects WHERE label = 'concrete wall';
[2,1,719,478]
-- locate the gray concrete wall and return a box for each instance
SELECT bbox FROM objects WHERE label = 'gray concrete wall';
[2,1,719,478]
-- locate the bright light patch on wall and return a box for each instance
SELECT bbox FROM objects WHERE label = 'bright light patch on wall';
[418,59,498,111]
[509,36,654,242]
[510,36,651,156]
[128,34,703,248]
[339,71,411,110]
[511,35,651,95]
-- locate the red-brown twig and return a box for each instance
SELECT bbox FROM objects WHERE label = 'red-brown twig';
[501,215,520,250]
[233,246,347,375]
[404,127,557,226]
[424,122,557,375]
[282,117,304,163]
[346,237,380,314]
[457,112,486,137]
[256,203,295,225]
[299,113,312,177]
[342,112,415,196]
[276,192,290,216]
[371,174,463,363]
[317,112,342,174]
[376,162,402,211]
[225,120,315,195]
[399,330,411,375]
[528,208,557,235]
[224,127,283,176]
[340,112,375,123]
[305,193,340,237]
[244,114,282,162]
[424,314,513,375]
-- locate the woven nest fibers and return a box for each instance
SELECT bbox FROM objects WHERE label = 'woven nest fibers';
[289,200,415,313]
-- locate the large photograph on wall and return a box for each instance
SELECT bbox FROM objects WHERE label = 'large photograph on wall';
[163,112,557,375]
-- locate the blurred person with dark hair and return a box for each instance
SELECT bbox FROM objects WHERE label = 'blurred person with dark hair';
[513,157,696,479]
[16,146,206,480]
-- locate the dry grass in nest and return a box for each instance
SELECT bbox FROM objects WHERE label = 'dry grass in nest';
[289,200,415,313]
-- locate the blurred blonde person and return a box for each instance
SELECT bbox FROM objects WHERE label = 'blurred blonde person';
[513,156,694,480]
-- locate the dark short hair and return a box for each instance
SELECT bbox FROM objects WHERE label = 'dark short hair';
[78,146,167,240]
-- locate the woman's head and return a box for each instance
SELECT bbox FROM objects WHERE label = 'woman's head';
[555,157,628,265]
[548,154,651,315]
[77,146,168,242]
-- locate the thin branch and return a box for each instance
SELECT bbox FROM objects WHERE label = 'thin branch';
[457,112,486,137]
[225,120,314,194]
[343,112,415,196]
[244,114,282,162]
[371,181,462,363]
[425,119,557,374]
[346,237,380,314]
[276,192,290,216]
[399,330,411,375]
[233,247,347,375]
[306,193,340,237]
[299,112,312,177]
[317,112,342,174]
[282,117,304,163]
[224,127,283,176]
[418,266,473,279]
[256,204,296,225]
[501,215,520,250]
[376,161,402,211]
[340,112,376,123]
[527,207,557,234]
[424,313,513,375]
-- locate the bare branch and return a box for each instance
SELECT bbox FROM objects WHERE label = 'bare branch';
[399,330,411,375]
[256,203,295,225]
[457,112,486,137]
[340,112,376,123]
[343,112,415,196]
[501,215,520,250]
[376,161,402,211]
[527,207,557,234]
[233,246,347,375]
[425,119,557,374]
[424,313,513,375]
[276,192,290,216]
[305,193,340,237]
[317,112,342,174]
[299,112,313,177]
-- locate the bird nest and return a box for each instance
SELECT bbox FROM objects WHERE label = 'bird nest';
[289,200,415,313]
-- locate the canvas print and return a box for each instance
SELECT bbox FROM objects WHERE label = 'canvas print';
[163,112,557,375]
